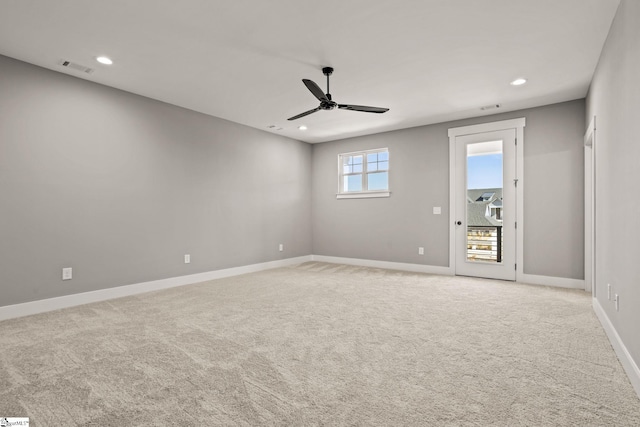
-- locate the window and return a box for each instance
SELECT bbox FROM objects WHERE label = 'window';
[489,207,502,221]
[477,192,495,202]
[338,148,390,199]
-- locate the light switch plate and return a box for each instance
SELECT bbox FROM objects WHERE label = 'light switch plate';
[433,207,441,215]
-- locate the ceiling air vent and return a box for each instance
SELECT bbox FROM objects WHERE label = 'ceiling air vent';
[58,59,94,74]
[480,104,501,111]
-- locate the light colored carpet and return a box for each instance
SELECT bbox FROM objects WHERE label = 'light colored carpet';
[1,262,639,426]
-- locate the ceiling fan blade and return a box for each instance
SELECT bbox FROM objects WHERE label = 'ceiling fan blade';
[338,104,389,113]
[303,79,329,102]
[287,107,321,121]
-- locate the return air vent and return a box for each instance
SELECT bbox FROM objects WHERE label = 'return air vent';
[58,59,94,74]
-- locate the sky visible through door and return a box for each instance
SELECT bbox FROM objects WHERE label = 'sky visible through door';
[467,153,503,189]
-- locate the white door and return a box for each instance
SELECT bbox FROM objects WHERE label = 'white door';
[455,129,517,280]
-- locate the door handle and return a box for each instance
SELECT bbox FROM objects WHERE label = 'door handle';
[456,221,462,226]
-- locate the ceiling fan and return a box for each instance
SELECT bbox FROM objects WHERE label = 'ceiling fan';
[287,67,389,121]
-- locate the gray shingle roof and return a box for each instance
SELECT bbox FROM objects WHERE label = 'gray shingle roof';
[466,187,503,227]
[467,187,502,203]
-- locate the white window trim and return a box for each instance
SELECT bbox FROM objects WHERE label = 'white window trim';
[337,191,390,199]
[337,148,390,199]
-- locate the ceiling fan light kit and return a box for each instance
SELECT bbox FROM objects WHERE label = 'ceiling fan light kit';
[288,67,389,121]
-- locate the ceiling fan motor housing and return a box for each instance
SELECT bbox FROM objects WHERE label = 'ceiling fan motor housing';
[321,93,337,110]
[320,101,337,110]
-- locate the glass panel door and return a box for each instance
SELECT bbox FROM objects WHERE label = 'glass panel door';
[455,129,516,281]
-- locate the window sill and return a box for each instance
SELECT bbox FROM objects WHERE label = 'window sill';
[336,191,390,199]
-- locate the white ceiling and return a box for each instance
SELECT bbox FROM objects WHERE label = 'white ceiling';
[0,0,620,143]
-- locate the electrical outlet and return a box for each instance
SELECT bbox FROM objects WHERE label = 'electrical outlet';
[184,254,191,264]
[615,294,619,311]
[418,247,424,255]
[607,283,611,300]
[62,267,72,281]
[279,244,284,252]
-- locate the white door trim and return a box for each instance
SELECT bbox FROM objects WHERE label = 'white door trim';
[584,116,596,295]
[454,129,516,280]
[448,118,526,281]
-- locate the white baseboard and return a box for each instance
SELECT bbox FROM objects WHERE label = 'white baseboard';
[518,273,585,290]
[309,257,587,290]
[592,297,640,398]
[0,256,312,322]
[0,255,589,322]
[310,255,454,276]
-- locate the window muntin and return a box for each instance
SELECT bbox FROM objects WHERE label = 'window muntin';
[342,154,364,192]
[338,148,389,197]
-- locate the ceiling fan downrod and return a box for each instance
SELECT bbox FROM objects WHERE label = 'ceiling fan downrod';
[323,67,333,100]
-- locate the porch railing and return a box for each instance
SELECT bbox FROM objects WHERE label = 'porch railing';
[467,226,503,262]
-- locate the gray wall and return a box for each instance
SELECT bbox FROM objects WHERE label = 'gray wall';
[0,55,312,306]
[0,50,589,310]
[586,0,640,373]
[312,100,585,279]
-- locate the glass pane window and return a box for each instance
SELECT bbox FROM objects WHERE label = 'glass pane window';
[466,141,504,263]
[367,171,388,191]
[344,174,363,192]
[338,148,389,194]
[366,152,389,173]
[342,155,363,174]
[367,153,379,171]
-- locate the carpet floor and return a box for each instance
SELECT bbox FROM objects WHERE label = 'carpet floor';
[1,262,639,426]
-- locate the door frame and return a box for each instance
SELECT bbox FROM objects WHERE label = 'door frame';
[584,116,596,295]
[448,118,526,281]
[454,129,517,280]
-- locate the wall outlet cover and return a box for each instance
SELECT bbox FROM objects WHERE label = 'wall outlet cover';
[62,267,72,281]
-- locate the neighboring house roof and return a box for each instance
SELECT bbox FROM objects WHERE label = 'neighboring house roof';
[467,188,502,203]
[467,187,503,227]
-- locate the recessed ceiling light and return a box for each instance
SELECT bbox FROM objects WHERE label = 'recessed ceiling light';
[298,125,308,131]
[510,78,527,86]
[96,56,113,65]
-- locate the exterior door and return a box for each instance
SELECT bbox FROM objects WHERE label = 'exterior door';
[455,129,517,280]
